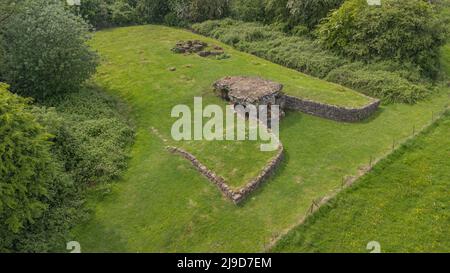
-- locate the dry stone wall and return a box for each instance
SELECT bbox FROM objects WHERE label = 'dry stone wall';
[167,144,284,204]
[284,95,381,122]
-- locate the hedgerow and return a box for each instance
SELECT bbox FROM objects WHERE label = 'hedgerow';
[193,19,435,104]
[0,83,84,252]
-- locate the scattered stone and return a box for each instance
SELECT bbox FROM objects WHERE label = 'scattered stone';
[168,67,176,71]
[172,40,227,59]
[172,40,207,54]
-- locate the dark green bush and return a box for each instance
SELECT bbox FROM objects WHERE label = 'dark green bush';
[0,0,98,100]
[36,86,135,185]
[230,0,266,22]
[78,0,112,28]
[0,83,83,252]
[287,0,344,29]
[136,0,170,23]
[317,0,448,79]
[110,0,138,26]
[169,0,230,23]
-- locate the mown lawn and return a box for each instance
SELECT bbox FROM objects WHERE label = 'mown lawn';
[71,25,449,252]
[274,6,450,253]
[273,111,450,253]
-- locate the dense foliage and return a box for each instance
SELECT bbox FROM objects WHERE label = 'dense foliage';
[287,0,344,29]
[0,1,134,252]
[193,19,431,103]
[38,87,135,185]
[0,83,82,252]
[317,0,448,78]
[0,0,98,100]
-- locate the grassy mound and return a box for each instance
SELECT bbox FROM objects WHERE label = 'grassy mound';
[71,25,449,252]
[273,111,450,253]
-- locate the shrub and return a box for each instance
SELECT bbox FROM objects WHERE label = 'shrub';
[325,63,429,104]
[0,0,98,100]
[110,0,137,26]
[230,0,266,22]
[36,87,135,185]
[0,83,82,252]
[287,0,344,29]
[317,0,448,78]
[136,0,170,23]
[169,0,230,23]
[78,0,112,28]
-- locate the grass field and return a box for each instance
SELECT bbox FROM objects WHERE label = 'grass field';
[273,111,450,253]
[71,25,449,252]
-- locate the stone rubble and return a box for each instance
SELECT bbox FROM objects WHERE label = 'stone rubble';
[172,40,225,58]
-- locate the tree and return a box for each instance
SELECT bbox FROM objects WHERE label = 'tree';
[286,0,344,29]
[230,0,266,22]
[317,0,447,78]
[169,0,230,23]
[136,0,170,23]
[0,0,24,27]
[0,0,98,100]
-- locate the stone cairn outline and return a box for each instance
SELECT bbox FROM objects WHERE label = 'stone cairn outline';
[152,118,284,204]
[167,143,284,204]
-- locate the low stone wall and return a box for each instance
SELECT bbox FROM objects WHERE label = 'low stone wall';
[167,145,284,204]
[284,95,381,122]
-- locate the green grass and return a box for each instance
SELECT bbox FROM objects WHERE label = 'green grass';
[71,25,449,252]
[273,111,450,253]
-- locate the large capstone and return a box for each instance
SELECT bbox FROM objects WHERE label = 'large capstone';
[213,76,285,107]
[213,76,286,125]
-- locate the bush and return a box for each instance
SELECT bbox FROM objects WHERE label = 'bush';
[78,0,112,28]
[326,63,429,104]
[0,0,98,100]
[169,0,230,23]
[287,0,344,29]
[36,86,135,185]
[0,83,82,252]
[110,0,137,26]
[136,0,170,23]
[230,0,266,22]
[317,0,448,78]
[164,12,188,27]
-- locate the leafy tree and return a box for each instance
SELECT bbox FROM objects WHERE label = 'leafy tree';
[78,0,112,28]
[136,0,170,23]
[0,83,81,252]
[0,0,24,26]
[286,0,344,29]
[110,0,137,25]
[0,0,98,100]
[169,0,230,23]
[317,0,448,78]
[230,0,266,22]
